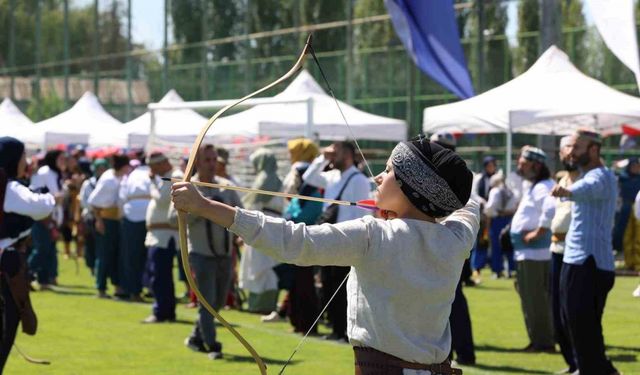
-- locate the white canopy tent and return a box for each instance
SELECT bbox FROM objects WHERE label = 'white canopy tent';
[125,89,210,148]
[207,70,407,142]
[423,46,640,173]
[37,91,128,148]
[0,98,43,146]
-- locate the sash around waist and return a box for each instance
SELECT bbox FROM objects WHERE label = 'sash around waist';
[96,207,120,220]
[510,231,552,250]
[353,347,461,375]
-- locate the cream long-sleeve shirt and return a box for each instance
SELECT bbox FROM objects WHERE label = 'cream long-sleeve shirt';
[229,200,480,365]
[145,168,183,248]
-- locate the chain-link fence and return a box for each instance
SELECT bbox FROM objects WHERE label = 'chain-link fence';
[1,1,639,173]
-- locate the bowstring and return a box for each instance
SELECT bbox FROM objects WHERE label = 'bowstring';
[279,44,379,374]
[278,270,351,374]
[307,45,377,183]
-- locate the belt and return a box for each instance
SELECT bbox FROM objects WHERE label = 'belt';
[353,347,462,375]
[147,223,178,231]
[96,207,120,220]
[552,233,566,242]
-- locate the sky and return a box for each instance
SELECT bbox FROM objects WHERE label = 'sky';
[74,0,168,50]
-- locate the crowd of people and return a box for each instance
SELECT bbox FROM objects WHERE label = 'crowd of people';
[0,128,635,374]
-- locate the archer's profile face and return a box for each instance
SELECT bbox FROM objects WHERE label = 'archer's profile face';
[373,159,411,216]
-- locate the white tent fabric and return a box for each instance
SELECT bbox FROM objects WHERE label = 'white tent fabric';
[37,91,127,148]
[0,98,43,145]
[423,46,640,136]
[586,0,640,91]
[125,89,209,148]
[210,70,407,141]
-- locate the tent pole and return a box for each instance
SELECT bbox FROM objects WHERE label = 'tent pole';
[147,109,156,152]
[305,97,314,139]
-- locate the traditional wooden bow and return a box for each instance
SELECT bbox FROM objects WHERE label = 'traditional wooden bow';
[177,35,314,375]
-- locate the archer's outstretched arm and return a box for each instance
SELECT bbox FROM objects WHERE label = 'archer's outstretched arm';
[171,181,368,267]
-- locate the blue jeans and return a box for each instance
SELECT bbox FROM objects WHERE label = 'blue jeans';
[489,216,514,275]
[28,221,57,284]
[120,218,147,295]
[471,244,488,271]
[188,253,232,350]
[95,219,120,291]
[149,239,177,320]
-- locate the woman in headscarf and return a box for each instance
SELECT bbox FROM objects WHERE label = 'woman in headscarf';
[28,150,67,289]
[263,139,322,334]
[173,136,479,374]
[0,137,55,371]
[282,138,319,195]
[238,148,283,314]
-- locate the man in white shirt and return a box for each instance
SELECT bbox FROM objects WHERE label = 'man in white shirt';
[142,152,183,323]
[118,159,151,301]
[302,141,371,341]
[88,154,130,299]
[78,158,109,274]
[510,146,556,352]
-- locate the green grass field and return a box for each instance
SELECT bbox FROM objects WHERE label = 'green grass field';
[6,257,640,374]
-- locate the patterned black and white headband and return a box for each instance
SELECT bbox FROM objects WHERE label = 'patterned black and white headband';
[391,142,464,218]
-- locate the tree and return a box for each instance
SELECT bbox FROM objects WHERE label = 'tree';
[465,1,511,91]
[26,91,64,121]
[171,0,242,64]
[514,0,540,74]
[561,0,586,67]
[0,0,143,77]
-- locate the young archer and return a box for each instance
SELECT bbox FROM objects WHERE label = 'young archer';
[171,137,479,374]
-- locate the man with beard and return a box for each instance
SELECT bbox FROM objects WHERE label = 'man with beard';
[302,141,371,342]
[548,136,579,374]
[510,146,556,353]
[552,130,619,375]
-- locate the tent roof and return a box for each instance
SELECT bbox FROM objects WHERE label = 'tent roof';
[423,46,640,135]
[210,70,407,141]
[37,91,127,147]
[0,97,43,145]
[124,89,208,148]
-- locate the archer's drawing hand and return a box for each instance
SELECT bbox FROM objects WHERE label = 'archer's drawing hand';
[171,182,207,215]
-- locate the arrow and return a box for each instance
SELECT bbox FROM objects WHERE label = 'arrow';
[161,177,378,210]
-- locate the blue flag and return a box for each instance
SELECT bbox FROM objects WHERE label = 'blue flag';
[385,0,475,99]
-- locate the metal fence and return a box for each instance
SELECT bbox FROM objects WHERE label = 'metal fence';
[2,1,639,172]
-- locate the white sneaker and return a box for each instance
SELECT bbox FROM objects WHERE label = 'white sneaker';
[632,285,640,298]
[260,311,285,323]
[207,351,223,360]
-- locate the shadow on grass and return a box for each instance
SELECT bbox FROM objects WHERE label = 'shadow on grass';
[55,283,94,290]
[46,287,95,296]
[470,363,549,374]
[476,344,528,353]
[168,319,197,326]
[224,353,292,367]
[608,353,637,363]
[607,344,640,353]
